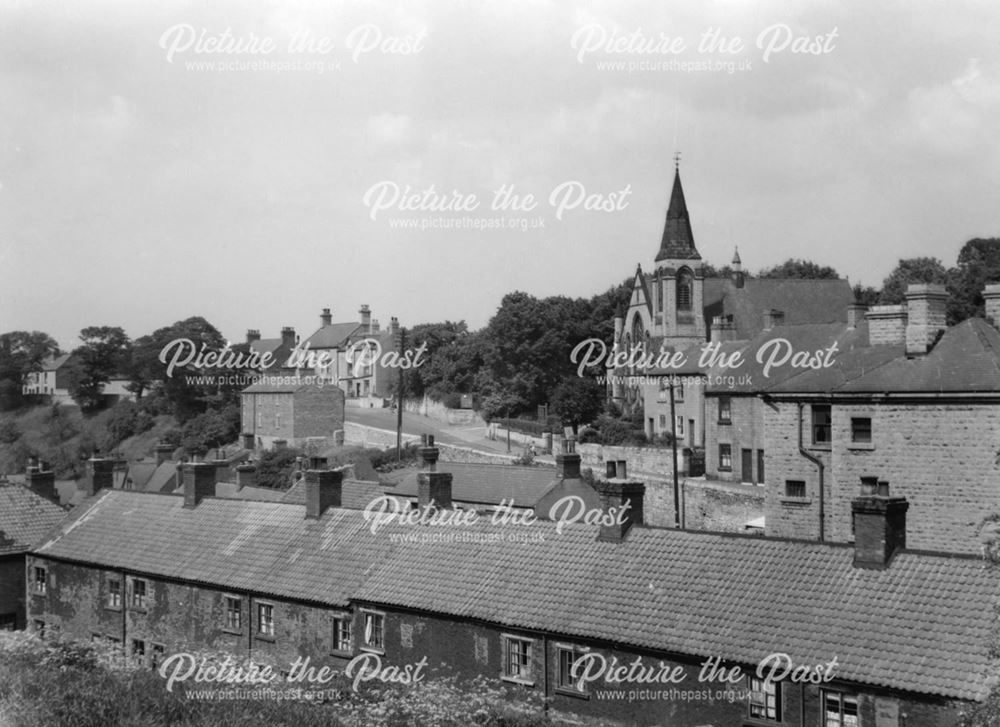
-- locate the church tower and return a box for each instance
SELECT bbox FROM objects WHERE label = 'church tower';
[650,160,706,344]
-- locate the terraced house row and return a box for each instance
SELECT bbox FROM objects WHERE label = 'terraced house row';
[26,441,999,727]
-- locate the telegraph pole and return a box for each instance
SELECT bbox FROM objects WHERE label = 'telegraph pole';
[669,377,681,529]
[396,327,405,462]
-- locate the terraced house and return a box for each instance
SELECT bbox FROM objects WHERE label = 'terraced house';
[26,444,999,726]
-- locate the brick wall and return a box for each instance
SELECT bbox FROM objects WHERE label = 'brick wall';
[293,386,346,439]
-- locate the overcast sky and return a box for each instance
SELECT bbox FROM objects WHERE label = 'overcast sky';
[2,0,998,349]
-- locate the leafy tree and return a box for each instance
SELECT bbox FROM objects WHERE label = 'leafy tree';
[0,331,60,410]
[550,377,605,433]
[878,257,950,304]
[66,327,131,411]
[852,284,880,307]
[400,321,469,398]
[179,404,240,457]
[949,238,1000,324]
[255,446,303,489]
[757,258,840,279]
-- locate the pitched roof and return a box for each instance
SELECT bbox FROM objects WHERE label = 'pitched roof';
[0,482,66,555]
[655,168,700,262]
[354,523,997,702]
[303,322,364,350]
[30,491,998,700]
[281,478,387,510]
[241,377,319,393]
[33,490,401,607]
[771,318,1000,395]
[38,353,73,371]
[703,277,854,338]
[386,463,559,508]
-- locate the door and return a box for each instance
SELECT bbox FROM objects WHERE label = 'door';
[741,449,753,484]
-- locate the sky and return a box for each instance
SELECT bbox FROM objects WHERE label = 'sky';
[2,0,999,350]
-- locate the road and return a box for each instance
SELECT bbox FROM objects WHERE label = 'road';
[344,406,522,455]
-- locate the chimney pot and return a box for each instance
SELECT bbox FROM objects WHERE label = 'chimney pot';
[321,308,332,326]
[25,461,56,502]
[419,435,439,471]
[246,329,261,344]
[182,462,216,508]
[305,468,343,518]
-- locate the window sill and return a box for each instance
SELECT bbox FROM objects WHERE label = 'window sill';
[128,607,148,614]
[554,686,590,700]
[104,605,122,612]
[847,442,875,451]
[255,633,276,643]
[501,675,536,687]
[781,497,812,506]
[360,645,385,655]
[718,420,732,426]
[718,467,732,473]
[221,628,244,636]
[330,649,354,659]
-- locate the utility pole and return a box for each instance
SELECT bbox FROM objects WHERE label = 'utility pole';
[396,327,405,462]
[669,376,681,529]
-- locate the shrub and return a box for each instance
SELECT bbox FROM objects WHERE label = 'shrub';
[0,418,19,444]
[255,447,303,490]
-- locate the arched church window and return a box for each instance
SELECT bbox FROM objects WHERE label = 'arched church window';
[631,317,644,350]
[676,268,693,312]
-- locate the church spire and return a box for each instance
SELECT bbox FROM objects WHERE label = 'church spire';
[655,159,701,264]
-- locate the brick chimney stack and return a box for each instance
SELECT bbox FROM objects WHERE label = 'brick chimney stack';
[417,434,452,508]
[235,464,256,490]
[556,436,581,479]
[866,305,908,345]
[983,284,1000,327]
[418,434,438,472]
[182,462,216,508]
[86,457,115,496]
[596,480,645,543]
[852,480,908,569]
[320,307,332,326]
[155,442,175,466]
[281,327,296,348]
[305,468,343,519]
[359,305,371,330]
[904,284,947,356]
[246,329,261,344]
[25,461,56,502]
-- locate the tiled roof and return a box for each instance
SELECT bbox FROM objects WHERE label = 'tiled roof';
[241,378,316,393]
[303,322,364,350]
[655,169,700,262]
[0,483,66,555]
[281,478,387,510]
[703,277,854,338]
[33,490,401,607]
[770,318,1000,395]
[32,491,998,700]
[355,523,997,702]
[386,463,558,508]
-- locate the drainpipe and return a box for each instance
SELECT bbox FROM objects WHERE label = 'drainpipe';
[797,403,825,542]
[542,633,550,715]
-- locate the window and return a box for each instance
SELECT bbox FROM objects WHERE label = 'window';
[556,645,589,693]
[812,405,831,445]
[131,639,146,666]
[224,596,242,632]
[33,619,45,638]
[0,614,16,631]
[128,578,148,610]
[332,615,352,654]
[106,576,122,610]
[822,690,859,727]
[785,480,807,499]
[32,566,47,595]
[362,611,384,651]
[501,635,533,684]
[676,417,684,436]
[718,397,731,424]
[748,677,781,721]
[718,444,732,472]
[851,417,872,444]
[150,643,166,669]
[674,382,684,402]
[257,602,275,638]
[658,414,667,429]
[676,269,693,311]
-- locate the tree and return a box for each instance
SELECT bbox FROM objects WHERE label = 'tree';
[399,321,469,398]
[852,284,880,307]
[757,258,840,279]
[66,327,131,411]
[550,377,605,433]
[949,238,1000,324]
[878,257,949,304]
[0,331,60,410]
[179,403,240,457]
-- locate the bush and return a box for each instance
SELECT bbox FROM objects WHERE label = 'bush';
[0,418,20,444]
[255,447,303,490]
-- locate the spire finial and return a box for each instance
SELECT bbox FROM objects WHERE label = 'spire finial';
[673,151,681,170]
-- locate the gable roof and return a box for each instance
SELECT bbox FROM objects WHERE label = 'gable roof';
[303,322,364,351]
[386,463,559,508]
[30,490,998,701]
[0,482,66,555]
[38,353,73,372]
[281,478,387,510]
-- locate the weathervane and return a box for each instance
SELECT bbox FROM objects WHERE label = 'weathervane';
[673,151,681,169]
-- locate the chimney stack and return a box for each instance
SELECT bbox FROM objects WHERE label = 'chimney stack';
[305,468,343,519]
[25,461,56,502]
[182,462,216,508]
[904,284,947,356]
[852,481,908,568]
[710,315,737,343]
[246,329,261,344]
[763,309,785,330]
[359,305,371,329]
[846,303,867,329]
[983,284,1000,327]
[213,455,230,484]
[596,480,645,542]
[154,442,175,466]
[419,434,438,472]
[320,307,332,326]
[371,319,380,333]
[418,470,453,510]
[235,464,256,490]
[86,457,115,496]
[731,248,744,289]
[556,436,581,479]
[281,327,296,348]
